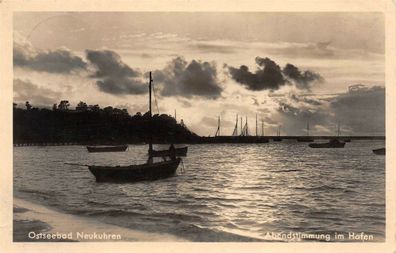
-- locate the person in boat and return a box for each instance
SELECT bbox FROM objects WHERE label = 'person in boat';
[147,144,154,164]
[169,144,176,160]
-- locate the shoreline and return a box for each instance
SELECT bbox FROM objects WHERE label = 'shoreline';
[13,197,188,242]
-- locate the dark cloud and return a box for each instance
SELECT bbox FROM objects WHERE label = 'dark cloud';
[276,101,330,135]
[14,41,87,73]
[13,79,62,106]
[330,85,385,135]
[273,85,385,135]
[153,57,222,99]
[227,57,286,91]
[283,64,323,90]
[227,57,322,91]
[86,50,147,95]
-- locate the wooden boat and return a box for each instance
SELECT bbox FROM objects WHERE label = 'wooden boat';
[88,158,181,182]
[86,72,181,182]
[309,139,345,148]
[86,145,128,153]
[372,148,385,155]
[149,146,188,157]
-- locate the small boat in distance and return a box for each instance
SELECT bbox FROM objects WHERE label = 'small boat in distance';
[86,144,128,153]
[149,146,188,157]
[309,139,345,148]
[372,148,385,155]
[297,122,314,142]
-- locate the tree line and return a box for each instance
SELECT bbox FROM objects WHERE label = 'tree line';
[13,101,198,144]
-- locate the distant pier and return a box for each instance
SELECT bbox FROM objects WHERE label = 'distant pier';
[197,135,385,144]
[13,135,385,146]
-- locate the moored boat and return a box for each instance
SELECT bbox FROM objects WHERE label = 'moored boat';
[86,145,128,153]
[149,146,188,157]
[88,158,181,182]
[372,148,385,155]
[309,139,345,148]
[86,72,181,182]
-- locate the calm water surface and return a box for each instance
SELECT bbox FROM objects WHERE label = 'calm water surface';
[14,140,385,241]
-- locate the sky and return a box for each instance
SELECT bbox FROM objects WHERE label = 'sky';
[13,12,385,136]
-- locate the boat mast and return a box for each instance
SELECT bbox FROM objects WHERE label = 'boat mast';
[149,72,153,152]
[245,116,248,136]
[307,122,310,136]
[219,116,221,136]
[232,114,238,136]
[255,114,258,136]
[261,119,264,136]
[337,121,340,137]
[215,116,221,137]
[240,116,242,136]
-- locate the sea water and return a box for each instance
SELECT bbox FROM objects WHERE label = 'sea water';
[13,140,385,242]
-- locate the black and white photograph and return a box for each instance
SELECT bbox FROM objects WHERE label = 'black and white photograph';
[1,1,395,252]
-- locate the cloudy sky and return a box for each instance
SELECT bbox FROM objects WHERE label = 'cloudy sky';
[13,12,385,136]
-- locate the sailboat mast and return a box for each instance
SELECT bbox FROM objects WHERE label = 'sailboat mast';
[149,72,153,152]
[337,121,340,137]
[307,122,309,136]
[149,72,152,117]
[240,117,242,136]
[256,114,258,136]
[232,114,238,136]
[261,119,264,136]
[245,116,248,136]
[236,114,238,134]
[219,116,221,136]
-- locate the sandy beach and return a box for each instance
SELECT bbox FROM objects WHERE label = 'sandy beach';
[13,197,188,242]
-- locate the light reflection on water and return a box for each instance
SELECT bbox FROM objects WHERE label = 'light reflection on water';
[13,140,385,241]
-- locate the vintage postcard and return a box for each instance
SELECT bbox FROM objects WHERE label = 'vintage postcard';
[0,0,395,252]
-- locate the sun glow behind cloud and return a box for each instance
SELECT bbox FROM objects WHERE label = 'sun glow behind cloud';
[13,12,385,136]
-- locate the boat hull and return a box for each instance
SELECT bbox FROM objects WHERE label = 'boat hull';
[86,145,128,153]
[149,146,188,157]
[372,148,385,155]
[88,158,181,182]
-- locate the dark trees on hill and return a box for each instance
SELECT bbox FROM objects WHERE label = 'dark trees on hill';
[13,104,198,144]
